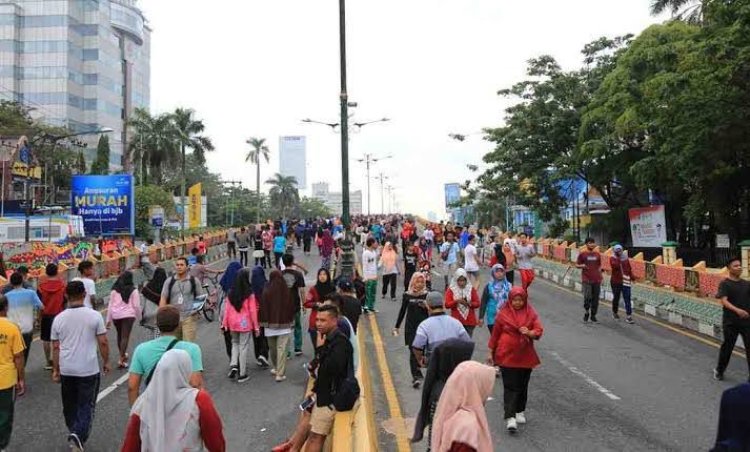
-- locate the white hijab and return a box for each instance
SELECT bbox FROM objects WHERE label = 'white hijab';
[131,349,201,451]
[450,268,473,320]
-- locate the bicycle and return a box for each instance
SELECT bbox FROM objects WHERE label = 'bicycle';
[199,272,224,322]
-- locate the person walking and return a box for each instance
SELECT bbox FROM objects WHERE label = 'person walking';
[0,294,25,451]
[610,244,635,323]
[412,292,473,367]
[319,230,335,271]
[227,227,237,260]
[431,361,495,452]
[479,264,512,334]
[362,238,379,313]
[576,237,603,323]
[444,268,481,337]
[159,257,204,342]
[253,229,265,267]
[514,233,536,291]
[37,263,66,370]
[250,266,270,367]
[236,227,251,267]
[379,242,400,302]
[122,349,225,452]
[304,268,336,348]
[218,262,243,360]
[141,267,167,336]
[463,234,482,286]
[273,231,287,269]
[51,281,110,451]
[714,257,750,382]
[303,222,314,255]
[281,254,306,356]
[222,268,259,383]
[393,273,429,388]
[5,272,43,367]
[487,287,543,434]
[106,271,141,369]
[440,232,460,288]
[502,238,516,285]
[262,226,274,269]
[259,270,296,382]
[403,241,420,292]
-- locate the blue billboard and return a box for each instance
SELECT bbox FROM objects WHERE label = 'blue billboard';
[71,175,135,236]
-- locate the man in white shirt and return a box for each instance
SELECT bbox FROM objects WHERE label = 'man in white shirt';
[72,261,97,310]
[463,234,482,285]
[362,238,379,313]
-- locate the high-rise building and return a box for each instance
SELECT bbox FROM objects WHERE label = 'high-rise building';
[279,136,306,190]
[311,181,362,216]
[0,0,150,170]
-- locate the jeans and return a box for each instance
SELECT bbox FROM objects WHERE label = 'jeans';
[227,241,236,259]
[303,239,312,253]
[382,274,397,299]
[21,332,32,367]
[253,327,269,361]
[274,252,283,269]
[239,248,249,267]
[113,317,135,358]
[61,374,100,444]
[500,367,532,419]
[582,282,601,317]
[0,387,14,449]
[716,323,750,376]
[268,334,290,376]
[293,311,303,352]
[264,250,272,268]
[365,280,378,311]
[230,331,251,376]
[611,284,633,316]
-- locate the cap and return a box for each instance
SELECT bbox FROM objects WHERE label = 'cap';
[338,278,353,291]
[425,291,444,309]
[613,244,623,252]
[492,263,505,271]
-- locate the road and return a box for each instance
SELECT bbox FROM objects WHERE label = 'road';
[9,247,745,451]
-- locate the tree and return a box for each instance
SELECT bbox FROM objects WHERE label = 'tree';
[265,173,299,219]
[127,108,179,186]
[134,185,176,238]
[650,0,704,23]
[297,196,331,219]
[89,135,110,175]
[76,151,87,174]
[245,137,270,223]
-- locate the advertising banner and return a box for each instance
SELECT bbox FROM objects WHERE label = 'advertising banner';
[629,205,667,248]
[188,183,202,229]
[71,175,134,236]
[444,183,461,210]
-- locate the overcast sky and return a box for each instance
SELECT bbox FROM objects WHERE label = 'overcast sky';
[139,0,665,219]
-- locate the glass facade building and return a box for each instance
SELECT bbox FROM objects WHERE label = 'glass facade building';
[0,0,150,170]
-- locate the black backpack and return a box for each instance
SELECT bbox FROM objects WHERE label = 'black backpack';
[332,342,360,412]
[166,275,197,301]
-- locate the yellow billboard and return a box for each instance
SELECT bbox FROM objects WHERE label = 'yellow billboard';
[188,183,202,229]
[11,161,41,179]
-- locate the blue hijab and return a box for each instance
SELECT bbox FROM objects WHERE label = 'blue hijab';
[220,261,242,294]
[251,265,267,300]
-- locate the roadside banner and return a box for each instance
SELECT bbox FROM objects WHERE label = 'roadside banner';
[71,175,135,236]
[629,205,666,247]
[188,183,202,229]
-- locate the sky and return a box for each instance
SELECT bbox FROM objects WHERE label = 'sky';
[138,0,666,219]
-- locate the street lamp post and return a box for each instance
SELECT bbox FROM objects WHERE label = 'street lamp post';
[356,153,391,215]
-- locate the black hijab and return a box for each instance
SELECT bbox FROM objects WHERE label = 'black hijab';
[228,268,253,312]
[314,268,336,300]
[143,267,167,304]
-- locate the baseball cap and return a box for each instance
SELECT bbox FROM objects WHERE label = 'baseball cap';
[338,278,353,291]
[425,291,444,309]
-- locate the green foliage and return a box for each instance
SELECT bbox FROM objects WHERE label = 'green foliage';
[297,197,332,219]
[134,185,176,238]
[266,173,300,219]
[89,135,110,175]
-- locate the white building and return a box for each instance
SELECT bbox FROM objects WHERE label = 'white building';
[279,136,306,190]
[311,182,362,215]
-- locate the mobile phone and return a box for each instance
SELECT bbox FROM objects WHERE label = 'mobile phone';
[299,396,315,412]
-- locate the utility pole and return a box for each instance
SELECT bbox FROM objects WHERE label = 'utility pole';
[222,180,242,226]
[356,153,391,216]
[375,172,388,214]
[339,0,350,230]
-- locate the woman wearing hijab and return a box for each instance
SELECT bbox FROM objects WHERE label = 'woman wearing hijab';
[141,267,167,337]
[444,268,481,337]
[479,264,512,334]
[218,262,243,359]
[502,238,516,285]
[222,268,259,383]
[403,242,420,292]
[431,361,496,452]
[319,230,335,271]
[259,270,296,382]
[487,287,543,433]
[393,272,430,388]
[122,349,226,451]
[303,268,336,347]
[106,270,141,368]
[412,338,475,449]
[250,266,270,367]
[379,242,400,301]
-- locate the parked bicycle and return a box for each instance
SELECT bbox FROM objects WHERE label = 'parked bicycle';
[198,272,224,322]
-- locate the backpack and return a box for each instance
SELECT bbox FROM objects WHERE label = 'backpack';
[332,342,360,412]
[167,275,197,301]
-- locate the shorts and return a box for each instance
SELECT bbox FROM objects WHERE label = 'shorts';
[466,270,479,277]
[41,314,56,342]
[310,404,337,435]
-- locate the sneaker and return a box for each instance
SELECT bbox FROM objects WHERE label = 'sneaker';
[583,312,589,323]
[626,316,635,324]
[412,379,421,389]
[227,367,238,379]
[613,312,620,320]
[270,368,277,375]
[294,350,303,357]
[590,315,598,323]
[44,362,53,371]
[506,417,518,433]
[68,433,84,451]
[713,369,724,381]
[258,356,270,367]
[256,360,264,367]
[515,412,527,424]
[237,374,250,383]
[275,375,287,382]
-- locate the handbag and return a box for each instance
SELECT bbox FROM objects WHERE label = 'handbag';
[332,350,360,412]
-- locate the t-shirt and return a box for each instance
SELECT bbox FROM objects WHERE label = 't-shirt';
[0,318,24,390]
[424,230,434,242]
[281,269,305,313]
[412,314,471,357]
[130,335,203,377]
[72,277,97,309]
[51,306,106,377]
[577,251,603,284]
[717,278,750,326]
[514,244,536,270]
[404,252,418,274]
[161,275,205,318]
[273,236,287,253]
[236,232,251,248]
[5,288,43,334]
[440,242,459,265]
[339,295,362,333]
[362,249,378,279]
[464,244,479,272]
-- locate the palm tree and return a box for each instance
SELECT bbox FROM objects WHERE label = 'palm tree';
[245,137,270,223]
[171,108,214,231]
[650,0,703,23]
[265,173,299,219]
[127,108,179,185]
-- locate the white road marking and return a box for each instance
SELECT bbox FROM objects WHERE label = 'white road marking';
[97,373,130,403]
[549,351,621,401]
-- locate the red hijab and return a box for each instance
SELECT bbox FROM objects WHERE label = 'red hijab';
[497,286,538,329]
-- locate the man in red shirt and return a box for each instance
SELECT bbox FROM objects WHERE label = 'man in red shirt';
[610,244,635,324]
[576,238,602,323]
[37,263,66,370]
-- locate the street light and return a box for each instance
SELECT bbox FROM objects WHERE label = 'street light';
[356,153,392,215]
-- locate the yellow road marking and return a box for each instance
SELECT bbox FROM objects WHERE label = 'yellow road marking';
[368,314,411,452]
[537,278,745,358]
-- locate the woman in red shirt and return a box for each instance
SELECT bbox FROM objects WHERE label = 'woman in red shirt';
[303,268,336,347]
[487,286,543,434]
[444,268,481,337]
[122,349,225,452]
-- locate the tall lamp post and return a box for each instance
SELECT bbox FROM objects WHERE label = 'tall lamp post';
[356,153,391,215]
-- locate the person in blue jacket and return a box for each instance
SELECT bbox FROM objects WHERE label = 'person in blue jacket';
[479,264,512,334]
